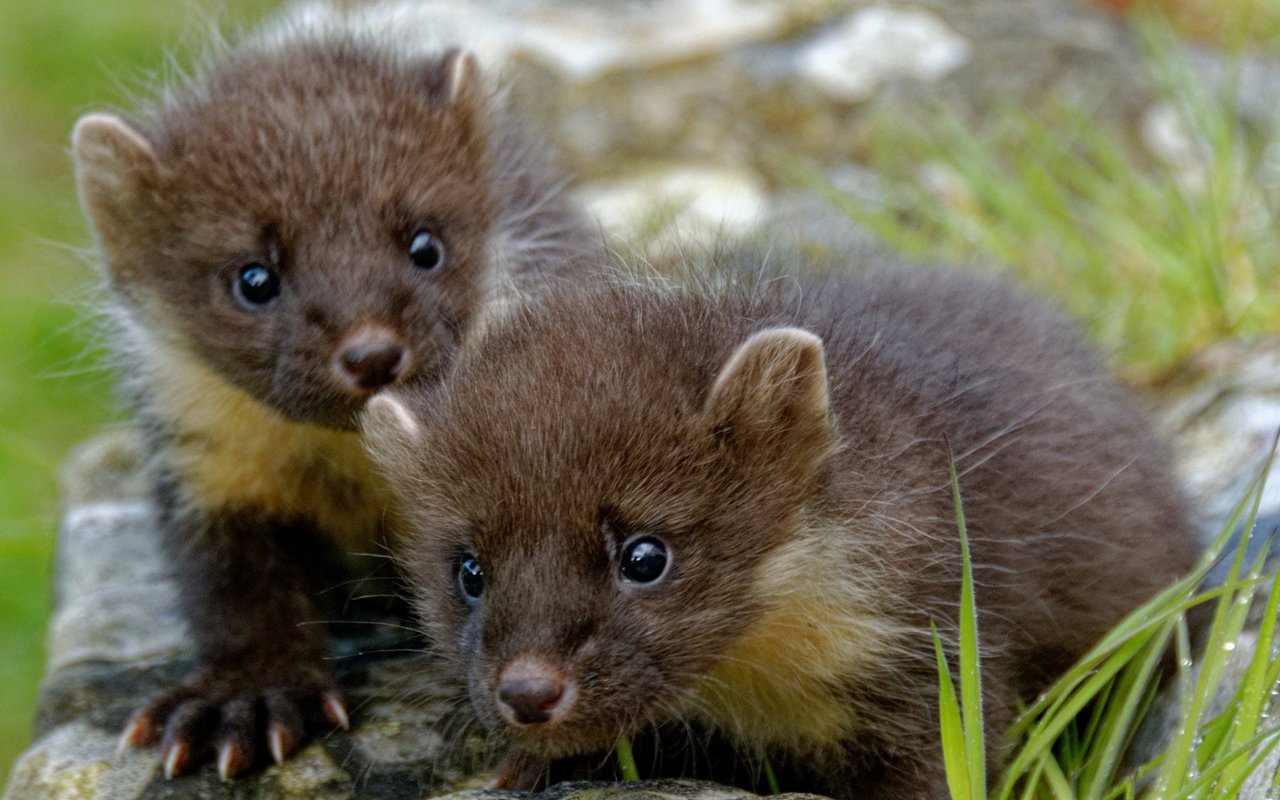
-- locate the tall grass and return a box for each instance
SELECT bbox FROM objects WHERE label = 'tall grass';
[936,447,1280,798]
[934,454,986,800]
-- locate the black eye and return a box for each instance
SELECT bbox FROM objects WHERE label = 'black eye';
[409,230,445,270]
[234,263,281,307]
[620,536,669,585]
[456,554,484,602]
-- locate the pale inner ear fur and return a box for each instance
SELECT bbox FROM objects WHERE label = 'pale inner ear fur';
[72,112,158,206]
[72,113,161,268]
[361,392,425,472]
[443,48,479,103]
[703,326,834,476]
[364,392,422,441]
[707,326,830,430]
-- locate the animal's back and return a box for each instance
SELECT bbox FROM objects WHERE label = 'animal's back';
[804,269,1198,700]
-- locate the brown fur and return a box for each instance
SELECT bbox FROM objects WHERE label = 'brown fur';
[364,267,1201,799]
[72,16,600,777]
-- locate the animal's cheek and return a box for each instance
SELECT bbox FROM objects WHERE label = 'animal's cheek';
[455,607,485,658]
[411,593,481,681]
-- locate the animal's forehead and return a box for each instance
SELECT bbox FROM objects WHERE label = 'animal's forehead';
[154,50,482,186]
[416,411,719,557]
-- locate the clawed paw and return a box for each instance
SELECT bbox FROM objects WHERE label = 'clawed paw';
[118,677,349,780]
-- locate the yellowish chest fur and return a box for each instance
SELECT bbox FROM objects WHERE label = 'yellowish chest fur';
[689,522,907,755]
[148,345,393,550]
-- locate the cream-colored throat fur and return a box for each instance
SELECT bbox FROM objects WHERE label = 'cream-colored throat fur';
[688,520,905,754]
[147,342,392,549]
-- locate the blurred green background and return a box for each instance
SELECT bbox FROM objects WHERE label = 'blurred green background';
[0,0,278,783]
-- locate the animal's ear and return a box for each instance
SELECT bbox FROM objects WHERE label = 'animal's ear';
[703,327,833,477]
[442,47,478,103]
[361,391,425,471]
[71,113,161,271]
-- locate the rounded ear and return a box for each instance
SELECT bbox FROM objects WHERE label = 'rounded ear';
[703,326,833,476]
[361,392,425,471]
[442,47,479,103]
[71,113,161,270]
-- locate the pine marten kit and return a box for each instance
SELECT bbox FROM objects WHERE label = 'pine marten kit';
[363,269,1202,799]
[72,6,599,780]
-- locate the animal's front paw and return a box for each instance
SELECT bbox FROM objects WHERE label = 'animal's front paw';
[118,665,349,780]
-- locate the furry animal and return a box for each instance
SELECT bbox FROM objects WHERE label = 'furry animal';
[363,267,1202,799]
[71,6,600,780]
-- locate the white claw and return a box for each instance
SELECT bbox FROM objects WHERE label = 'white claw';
[162,743,186,780]
[216,743,236,782]
[323,693,350,730]
[268,726,288,766]
[115,718,143,757]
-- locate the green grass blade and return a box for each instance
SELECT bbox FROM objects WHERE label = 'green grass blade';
[1168,725,1280,800]
[998,632,1156,798]
[947,455,986,797]
[934,621,971,800]
[762,757,780,795]
[1218,550,1280,792]
[1157,457,1272,795]
[1082,618,1179,800]
[1038,750,1076,800]
[614,736,639,781]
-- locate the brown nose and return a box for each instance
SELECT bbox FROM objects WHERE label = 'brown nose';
[496,658,575,726]
[497,677,564,725]
[339,341,406,388]
[331,326,409,391]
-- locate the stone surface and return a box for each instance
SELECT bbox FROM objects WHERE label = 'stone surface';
[1155,339,1280,526]
[796,6,971,102]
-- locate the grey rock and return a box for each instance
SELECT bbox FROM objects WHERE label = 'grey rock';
[1156,338,1280,527]
[795,6,971,103]
[432,780,826,799]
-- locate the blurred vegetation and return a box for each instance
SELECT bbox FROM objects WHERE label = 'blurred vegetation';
[0,0,278,784]
[1096,0,1280,49]
[816,12,1280,383]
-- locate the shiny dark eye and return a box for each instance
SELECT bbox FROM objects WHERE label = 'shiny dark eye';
[620,536,669,584]
[234,263,280,307]
[456,554,484,602]
[409,230,445,270]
